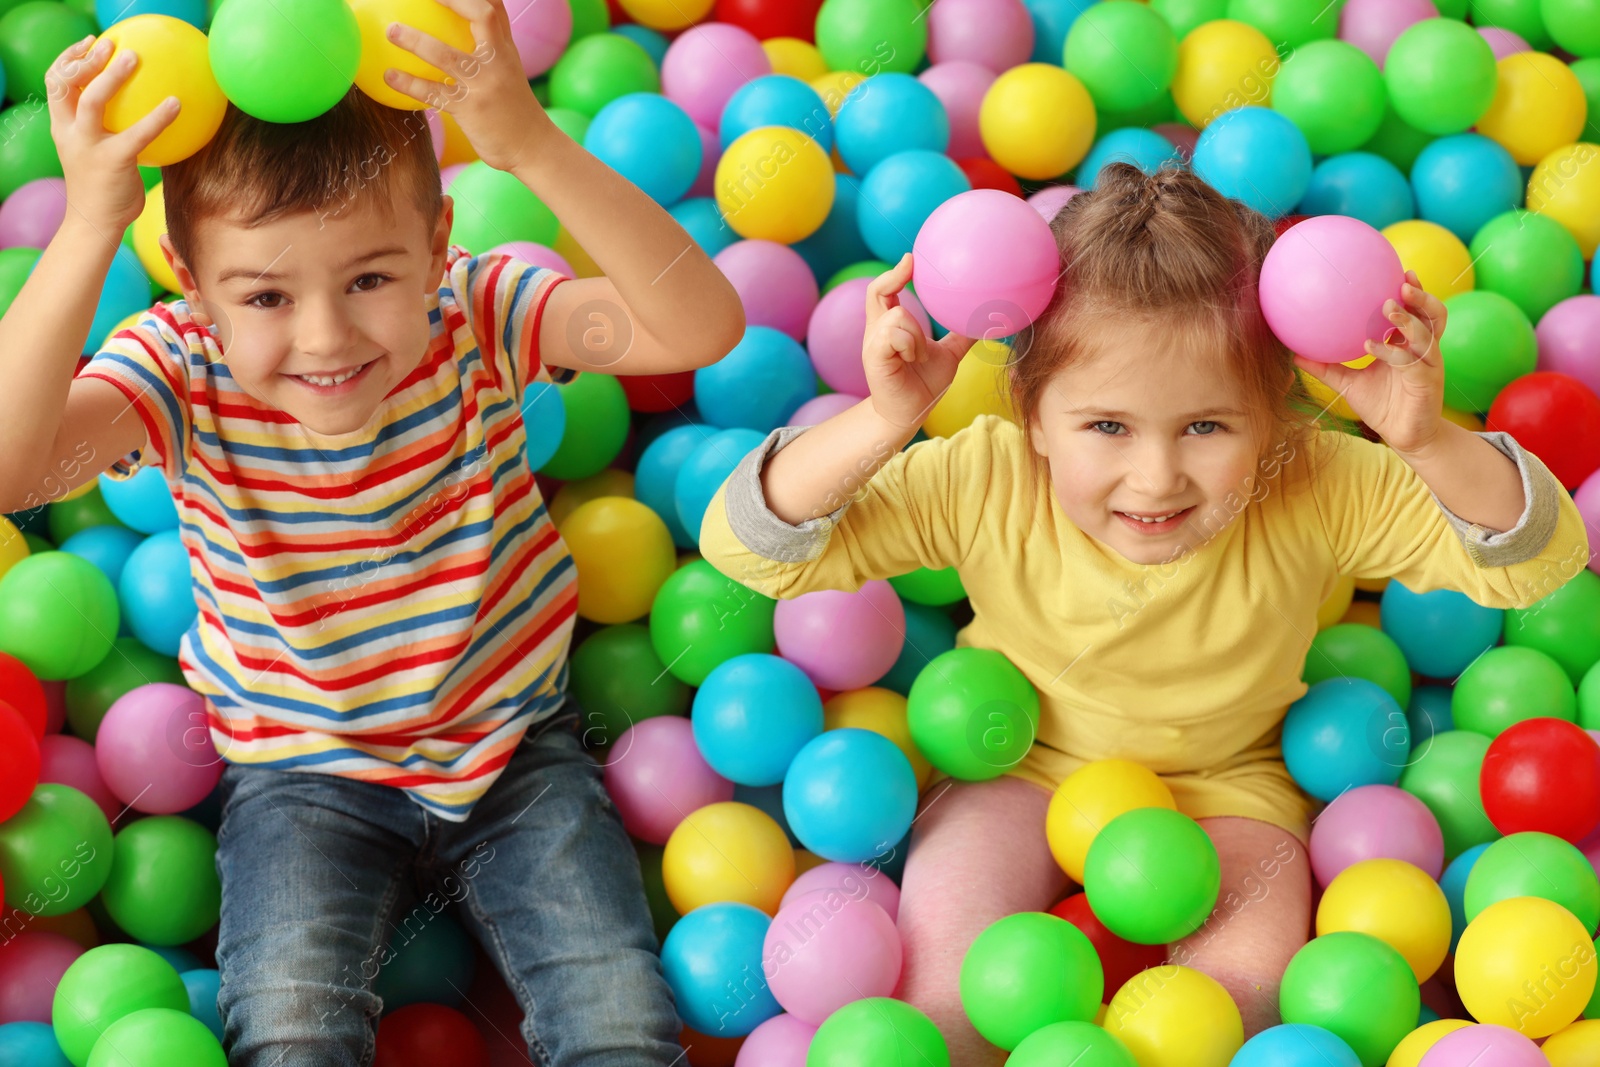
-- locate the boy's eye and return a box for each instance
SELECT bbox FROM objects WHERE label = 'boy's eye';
[353,273,388,292]
[1189,421,1220,435]
[246,292,283,309]
[1092,421,1125,435]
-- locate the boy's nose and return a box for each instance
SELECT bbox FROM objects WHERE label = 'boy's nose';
[295,297,355,359]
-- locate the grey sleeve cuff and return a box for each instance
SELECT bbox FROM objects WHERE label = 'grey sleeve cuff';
[1433,430,1561,568]
[723,425,854,564]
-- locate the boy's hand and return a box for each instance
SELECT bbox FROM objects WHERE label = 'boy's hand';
[864,254,975,434]
[383,0,544,173]
[45,35,180,234]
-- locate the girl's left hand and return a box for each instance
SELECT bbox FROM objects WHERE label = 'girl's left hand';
[383,0,544,173]
[1293,270,1448,456]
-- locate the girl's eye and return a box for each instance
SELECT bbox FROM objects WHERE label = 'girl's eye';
[1189,421,1221,435]
[1092,421,1125,435]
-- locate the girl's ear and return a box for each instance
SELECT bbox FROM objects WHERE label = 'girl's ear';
[1028,419,1049,458]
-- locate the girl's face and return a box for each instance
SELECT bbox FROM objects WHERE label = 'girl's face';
[1027,323,1269,565]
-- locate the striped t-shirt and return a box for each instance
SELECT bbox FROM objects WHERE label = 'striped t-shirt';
[80,245,580,821]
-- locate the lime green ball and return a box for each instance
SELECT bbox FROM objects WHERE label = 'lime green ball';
[648,558,775,686]
[906,647,1040,781]
[48,486,126,545]
[569,623,690,746]
[1064,1,1178,113]
[209,0,359,122]
[548,34,659,119]
[0,101,63,199]
[1010,1022,1138,1067]
[1504,571,1600,687]
[1439,291,1537,414]
[1279,932,1419,1067]
[888,566,966,607]
[0,551,118,680]
[824,260,892,293]
[0,784,113,916]
[1302,623,1412,709]
[1226,0,1343,48]
[65,637,185,742]
[449,161,559,252]
[138,165,161,191]
[100,817,221,946]
[1149,0,1228,41]
[1384,19,1498,136]
[1573,58,1600,132]
[1083,807,1221,944]
[1096,93,1179,136]
[807,997,950,1066]
[22,532,53,554]
[1436,0,1469,15]
[1272,40,1384,155]
[539,372,629,480]
[545,106,592,145]
[1581,660,1600,730]
[1547,0,1600,57]
[1470,0,1552,50]
[815,0,927,77]
[1454,645,1576,736]
[0,246,40,317]
[959,913,1103,1049]
[1464,831,1600,929]
[87,1008,227,1067]
[1400,730,1500,861]
[52,945,189,1067]
[1468,211,1586,325]
[0,1,95,104]
[634,842,677,943]
[568,0,610,41]
[1359,101,1435,174]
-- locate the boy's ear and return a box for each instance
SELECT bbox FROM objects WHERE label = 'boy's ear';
[430,196,454,277]
[158,233,215,329]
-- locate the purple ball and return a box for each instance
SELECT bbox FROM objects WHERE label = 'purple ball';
[506,0,572,78]
[1027,184,1081,222]
[1536,294,1600,399]
[715,239,820,342]
[734,1012,818,1067]
[603,715,735,845]
[488,240,574,276]
[788,393,861,427]
[773,581,906,691]
[93,682,223,814]
[1418,1024,1548,1066]
[806,277,933,396]
[1575,469,1600,575]
[1477,26,1531,59]
[689,122,720,199]
[926,0,1036,73]
[662,23,772,129]
[0,931,84,1024]
[0,178,68,250]
[1308,784,1445,886]
[919,61,998,160]
[1339,0,1439,67]
[37,734,119,824]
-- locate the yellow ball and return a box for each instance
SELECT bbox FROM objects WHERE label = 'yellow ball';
[1299,369,1359,423]
[1476,53,1588,167]
[559,496,676,624]
[922,339,1017,438]
[1544,1018,1600,1067]
[715,126,836,243]
[980,64,1096,180]
[0,516,28,582]
[1342,600,1383,629]
[1046,759,1177,883]
[1455,896,1597,1038]
[101,15,227,167]
[794,848,830,877]
[1103,966,1244,1067]
[1528,142,1600,259]
[131,182,179,295]
[1317,575,1355,630]
[811,71,866,117]
[619,0,713,30]
[1353,576,1389,594]
[1442,407,1484,432]
[662,801,796,916]
[349,0,476,111]
[1382,220,1475,300]
[1171,19,1279,129]
[553,226,603,278]
[824,687,932,789]
[765,37,829,83]
[549,468,635,528]
[439,108,479,166]
[1385,1019,1474,1067]
[1316,859,1452,982]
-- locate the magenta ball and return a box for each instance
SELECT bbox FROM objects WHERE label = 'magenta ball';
[763,894,902,1024]
[603,715,735,844]
[37,735,119,824]
[1027,184,1081,221]
[0,931,83,1025]
[1418,1025,1548,1066]
[1536,294,1600,399]
[1338,0,1439,67]
[441,162,470,191]
[781,860,902,921]
[1579,817,1600,881]
[1260,215,1404,364]
[1576,470,1600,575]
[425,109,445,163]
[488,240,575,276]
[42,680,66,736]
[0,178,67,250]
[913,189,1060,339]
[927,0,1035,72]
[1477,26,1531,59]
[806,277,933,396]
[507,0,572,77]
[661,23,772,129]
[92,682,223,814]
[715,240,821,342]
[734,1013,817,1067]
[773,581,906,691]
[919,61,998,160]
[1308,784,1446,886]
[788,393,861,427]
[689,122,720,199]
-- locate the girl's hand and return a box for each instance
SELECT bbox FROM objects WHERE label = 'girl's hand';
[44,35,180,234]
[864,254,975,433]
[1294,270,1448,456]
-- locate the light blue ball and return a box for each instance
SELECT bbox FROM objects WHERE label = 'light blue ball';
[834,73,950,176]
[694,326,817,433]
[674,427,765,542]
[98,0,207,28]
[141,943,202,974]
[520,379,566,471]
[610,24,667,67]
[1406,685,1455,750]
[858,150,972,262]
[669,197,737,259]
[1440,841,1490,953]
[783,728,918,863]
[119,529,197,656]
[1410,134,1523,244]
[180,969,223,1042]
[97,464,177,534]
[59,524,144,593]
[1192,106,1312,219]
[792,173,872,284]
[584,92,702,206]
[1379,579,1504,679]
[1297,152,1415,230]
[0,1022,70,1067]
[1025,0,1098,63]
[876,601,959,696]
[635,423,711,548]
[86,247,153,355]
[692,652,824,786]
[1076,128,1182,189]
[373,910,476,1010]
[1230,1024,1361,1067]
[721,74,832,153]
[660,902,781,1036]
[1283,677,1409,802]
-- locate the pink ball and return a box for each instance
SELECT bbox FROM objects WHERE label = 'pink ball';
[806,277,933,396]
[912,189,1061,339]
[763,893,902,1024]
[662,23,773,129]
[603,716,735,844]
[773,581,906,691]
[688,122,720,199]
[1418,1025,1548,1066]
[425,109,445,163]
[441,162,470,191]
[1309,784,1446,886]
[1152,123,1200,162]
[715,240,820,341]
[0,178,67,250]
[780,860,902,921]
[788,393,862,427]
[506,0,572,77]
[1575,469,1600,575]
[488,240,575,276]
[1477,26,1531,59]
[1578,814,1600,881]
[1260,215,1404,364]
[1027,184,1081,221]
[734,1012,817,1067]
[1338,0,1439,67]
[37,735,119,824]
[919,62,998,160]
[926,0,1035,73]
[1536,295,1600,399]
[0,931,83,1024]
[93,683,223,814]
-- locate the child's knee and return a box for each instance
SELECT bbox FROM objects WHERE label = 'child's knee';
[218,923,380,1066]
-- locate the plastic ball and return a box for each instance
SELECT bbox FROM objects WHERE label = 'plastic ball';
[1464,831,1600,930]
[1384,19,1498,135]
[349,0,476,111]
[0,931,83,1026]
[0,1020,71,1064]
[1537,295,1600,400]
[691,653,822,787]
[372,1003,488,1067]
[505,0,571,77]
[1481,718,1600,842]
[1102,966,1243,1067]
[909,188,1059,342]
[780,860,901,921]
[1309,785,1445,886]
[979,63,1097,181]
[1399,730,1501,862]
[178,969,221,1043]
[1488,372,1600,490]
[806,276,932,395]
[1455,897,1596,1037]
[1438,291,1537,414]
[1545,0,1600,56]
[1338,0,1439,68]
[548,34,661,118]
[1379,580,1504,679]
[805,997,948,1066]
[822,688,930,790]
[1471,210,1585,325]
[650,557,776,687]
[1382,219,1475,300]
[209,0,360,123]
[1008,1020,1136,1067]
[84,1006,224,1067]
[0,784,114,919]
[1273,40,1385,155]
[712,241,818,344]
[1231,1025,1360,1067]
[619,0,711,30]
[959,912,1102,1050]
[716,0,824,41]
[662,802,795,916]
[0,704,39,824]
[1260,215,1403,365]
[1063,0,1177,113]
[1083,808,1221,945]
[0,4,95,105]
[604,716,734,844]
[720,74,831,155]
[660,902,781,1036]
[1543,1019,1600,1066]
[1048,893,1168,996]
[1191,106,1313,219]
[1410,133,1523,245]
[782,729,916,864]
[94,683,221,814]
[371,911,474,1011]
[1075,129,1182,189]
[835,74,950,178]
[51,944,188,1067]
[917,62,995,162]
[814,0,927,76]
[925,0,1034,71]
[96,465,176,537]
[773,583,904,692]
[1296,153,1415,231]
[1170,18,1279,128]
[584,93,701,206]
[1044,759,1176,883]
[715,126,835,243]
[1527,142,1600,260]
[1388,1020,1475,1067]
[1473,53,1585,167]
[661,22,770,129]
[763,892,901,1024]
[1454,646,1577,737]
[560,496,677,624]
[1279,932,1419,1065]
[1283,678,1409,801]
[734,1013,816,1067]
[1409,687,1456,750]
[114,530,194,657]
[1316,858,1451,982]
[905,646,1040,781]
[98,816,218,947]
[1417,1025,1552,1066]
[1506,571,1600,685]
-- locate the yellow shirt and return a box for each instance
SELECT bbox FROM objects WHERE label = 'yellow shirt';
[697,415,1588,840]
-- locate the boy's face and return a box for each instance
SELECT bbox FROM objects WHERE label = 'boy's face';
[159,194,453,438]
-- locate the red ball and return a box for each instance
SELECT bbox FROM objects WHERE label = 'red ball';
[0,652,47,739]
[1480,716,1600,842]
[1486,371,1600,489]
[373,1004,489,1067]
[0,703,40,823]
[714,0,825,41]
[619,369,696,413]
[1049,891,1168,995]
[957,158,1023,197]
[1273,213,1312,239]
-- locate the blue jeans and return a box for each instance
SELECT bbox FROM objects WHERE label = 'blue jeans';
[212,712,682,1066]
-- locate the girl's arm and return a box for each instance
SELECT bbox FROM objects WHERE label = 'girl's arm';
[1390,420,1528,534]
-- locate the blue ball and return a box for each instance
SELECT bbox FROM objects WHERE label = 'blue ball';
[783,728,918,863]
[1192,106,1313,219]
[1406,685,1455,750]
[373,910,476,1010]
[669,197,737,259]
[1231,1024,1361,1067]
[876,601,959,697]
[119,530,197,656]
[610,24,668,66]
[660,902,781,1036]
[858,150,972,262]
[733,782,800,847]
[1440,841,1490,953]
[1410,134,1523,244]
[674,427,766,541]
[721,74,833,153]
[635,423,711,548]
[97,0,206,28]
[692,653,824,785]
[834,73,950,176]
[0,1022,70,1067]
[1417,1002,1441,1025]
[1026,0,1098,62]
[1297,152,1416,230]
[180,969,223,1042]
[97,464,177,534]
[1282,677,1409,802]
[1076,128,1182,189]
[85,247,153,355]
[793,174,873,284]
[584,92,702,206]
[520,379,566,471]
[1379,579,1504,679]
[695,326,817,433]
[59,524,144,593]
[140,943,202,974]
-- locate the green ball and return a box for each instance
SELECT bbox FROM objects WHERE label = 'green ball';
[65,637,185,743]
[47,487,126,546]
[1149,0,1228,41]
[0,784,113,916]
[824,260,892,292]
[539,372,629,480]
[815,0,927,77]
[99,817,221,947]
[0,552,118,680]
[959,913,1103,1050]
[887,566,965,607]
[806,997,949,1066]
[634,842,677,944]
[1358,101,1435,173]
[449,161,559,252]
[1010,1021,1137,1067]
[1546,0,1600,57]
[547,34,659,119]
[1438,290,1537,414]
[648,558,775,686]
[544,106,592,145]
[569,623,690,746]
[567,0,610,41]
[52,945,188,1067]
[1468,211,1585,324]
[1573,58,1600,137]
[1272,40,1385,155]
[1453,645,1576,736]
[22,532,53,554]
[1504,571,1600,686]
[1436,0,1469,15]
[1384,19,1498,136]
[1464,831,1600,930]
[0,246,38,317]
[86,1008,226,1067]
[1470,0,1552,50]
[1226,0,1343,49]
[1399,730,1500,861]
[0,101,62,199]
[1279,932,1419,1067]
[1581,660,1600,731]
[1084,808,1221,944]
[208,0,359,122]
[1095,92,1179,136]
[1063,1,1178,113]
[1302,623,1412,709]
[0,1,95,105]
[906,647,1040,781]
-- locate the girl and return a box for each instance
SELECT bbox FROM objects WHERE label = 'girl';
[698,163,1585,1061]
